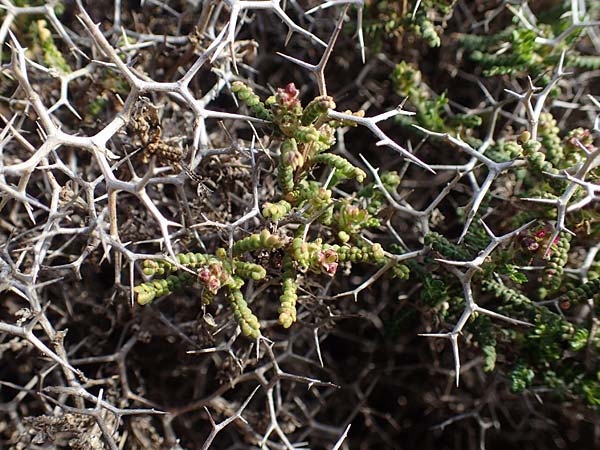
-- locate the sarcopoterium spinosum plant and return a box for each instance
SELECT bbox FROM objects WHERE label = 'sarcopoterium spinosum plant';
[5,1,600,448]
[134,82,410,338]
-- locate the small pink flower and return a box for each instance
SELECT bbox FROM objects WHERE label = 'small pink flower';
[198,267,211,282]
[207,276,221,293]
[322,262,338,275]
[319,248,338,264]
[534,230,546,239]
[318,248,339,275]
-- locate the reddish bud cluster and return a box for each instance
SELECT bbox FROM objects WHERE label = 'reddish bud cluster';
[566,128,597,153]
[198,262,228,293]
[276,82,300,108]
[318,248,339,275]
[520,227,557,255]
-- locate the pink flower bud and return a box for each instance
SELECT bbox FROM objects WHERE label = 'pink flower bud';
[207,276,221,293]
[319,248,338,264]
[345,205,359,218]
[276,83,300,107]
[285,83,299,97]
[318,248,339,275]
[323,262,338,275]
[198,267,211,282]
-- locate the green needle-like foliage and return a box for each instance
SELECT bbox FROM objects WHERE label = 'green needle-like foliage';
[458,3,600,79]
[278,255,298,328]
[231,81,272,121]
[391,61,481,135]
[559,278,600,309]
[311,153,366,183]
[539,233,572,298]
[232,229,286,255]
[134,272,195,305]
[364,1,457,50]
[228,282,261,339]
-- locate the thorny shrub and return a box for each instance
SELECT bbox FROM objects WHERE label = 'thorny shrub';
[1,0,600,449]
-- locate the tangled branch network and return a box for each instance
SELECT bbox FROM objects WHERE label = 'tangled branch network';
[1,0,600,449]
[0,1,418,448]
